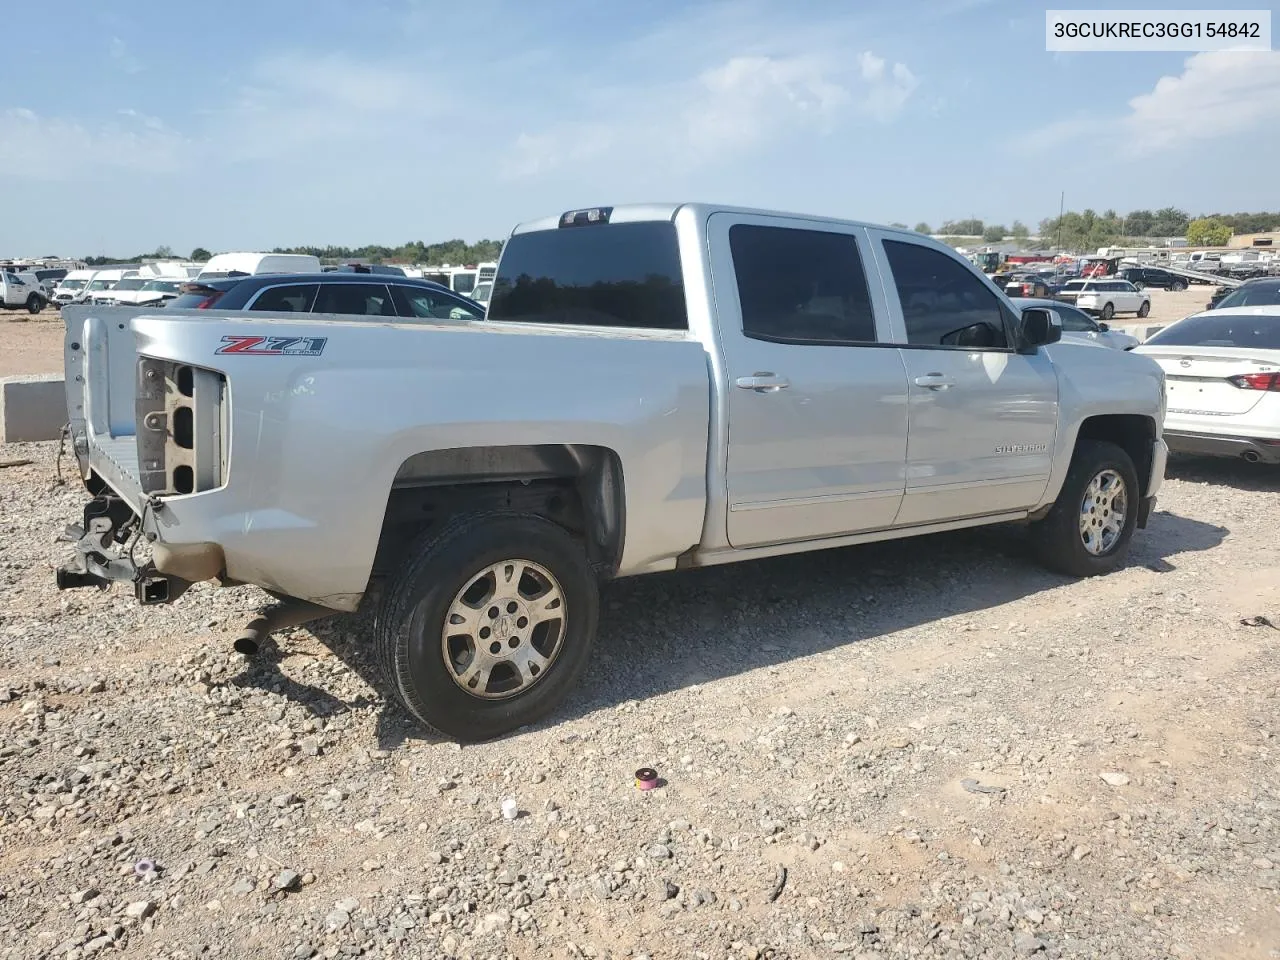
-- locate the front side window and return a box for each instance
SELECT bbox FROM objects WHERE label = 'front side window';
[390,285,484,321]
[729,224,877,344]
[313,283,396,317]
[883,240,1011,349]
[1055,305,1097,332]
[489,221,687,330]
[249,284,319,313]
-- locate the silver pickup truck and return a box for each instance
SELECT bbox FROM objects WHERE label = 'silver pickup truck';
[58,203,1168,741]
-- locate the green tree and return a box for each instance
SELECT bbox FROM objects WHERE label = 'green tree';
[913,222,932,234]
[1151,207,1190,237]
[889,222,907,229]
[191,247,212,261]
[1010,220,1029,239]
[153,245,174,258]
[940,218,983,235]
[982,224,1007,242]
[1185,218,1232,246]
[1123,209,1154,236]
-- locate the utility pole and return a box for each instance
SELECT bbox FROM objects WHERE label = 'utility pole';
[1056,191,1065,252]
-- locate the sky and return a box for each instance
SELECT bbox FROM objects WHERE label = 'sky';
[0,0,1277,256]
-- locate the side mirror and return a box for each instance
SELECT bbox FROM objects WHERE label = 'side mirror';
[1020,307,1062,351]
[1097,321,1110,332]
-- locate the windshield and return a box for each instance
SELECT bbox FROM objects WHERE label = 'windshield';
[1215,282,1280,310]
[141,280,180,292]
[86,279,119,291]
[58,279,86,291]
[1145,313,1280,349]
[114,278,147,291]
[452,272,477,294]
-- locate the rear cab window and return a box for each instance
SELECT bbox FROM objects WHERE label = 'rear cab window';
[489,218,687,330]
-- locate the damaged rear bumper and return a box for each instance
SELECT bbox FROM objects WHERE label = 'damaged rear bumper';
[56,494,224,604]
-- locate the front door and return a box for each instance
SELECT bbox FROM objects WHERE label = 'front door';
[868,232,1059,527]
[709,213,909,548]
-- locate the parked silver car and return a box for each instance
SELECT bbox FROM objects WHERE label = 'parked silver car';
[1012,297,1139,350]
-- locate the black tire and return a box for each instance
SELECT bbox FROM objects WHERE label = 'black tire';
[1100,302,1115,322]
[26,295,44,314]
[374,512,599,742]
[1132,281,1145,291]
[1137,300,1150,318]
[1029,440,1139,577]
[1171,281,1187,292]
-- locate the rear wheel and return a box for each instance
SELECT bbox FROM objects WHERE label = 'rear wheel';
[1029,440,1138,577]
[374,512,599,742]
[26,294,43,314]
[1100,302,1115,322]
[1171,281,1187,292]
[1137,301,1150,318]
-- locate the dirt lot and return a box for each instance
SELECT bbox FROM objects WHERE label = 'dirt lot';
[0,309,65,378]
[1,435,1278,960]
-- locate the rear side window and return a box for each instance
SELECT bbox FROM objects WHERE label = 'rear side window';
[390,285,484,321]
[313,283,396,317]
[250,284,319,313]
[489,221,687,330]
[729,224,877,344]
[883,240,1011,349]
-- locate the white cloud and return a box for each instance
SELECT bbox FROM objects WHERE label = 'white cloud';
[857,52,919,122]
[1122,50,1280,153]
[684,55,851,156]
[109,36,143,75]
[501,49,918,180]
[0,108,186,180]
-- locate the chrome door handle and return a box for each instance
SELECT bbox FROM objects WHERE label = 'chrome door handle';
[735,373,790,392]
[913,373,956,390]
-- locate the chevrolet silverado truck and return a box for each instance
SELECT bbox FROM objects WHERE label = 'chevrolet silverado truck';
[57,204,1168,741]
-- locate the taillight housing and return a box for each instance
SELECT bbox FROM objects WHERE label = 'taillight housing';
[1228,372,1280,392]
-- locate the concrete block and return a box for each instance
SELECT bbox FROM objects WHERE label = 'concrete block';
[0,374,66,443]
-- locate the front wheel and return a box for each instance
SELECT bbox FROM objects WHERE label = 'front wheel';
[375,513,599,742]
[26,295,44,314]
[1029,440,1139,577]
[1171,281,1187,292]
[1137,301,1150,318]
[1100,302,1115,322]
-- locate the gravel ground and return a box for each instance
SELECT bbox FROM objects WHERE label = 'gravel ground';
[1,440,1278,960]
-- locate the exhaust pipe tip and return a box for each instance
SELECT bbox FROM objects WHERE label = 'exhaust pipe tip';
[1242,450,1261,464]
[232,635,260,657]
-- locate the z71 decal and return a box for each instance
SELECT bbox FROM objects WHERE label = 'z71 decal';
[215,335,328,356]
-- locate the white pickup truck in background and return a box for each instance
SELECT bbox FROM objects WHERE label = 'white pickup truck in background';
[57,203,1168,741]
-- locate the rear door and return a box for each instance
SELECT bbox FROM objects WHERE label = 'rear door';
[869,232,1059,527]
[709,213,909,548]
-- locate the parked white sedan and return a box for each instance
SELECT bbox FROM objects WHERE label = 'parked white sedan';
[1059,279,1152,322]
[1012,298,1139,350]
[1134,306,1280,464]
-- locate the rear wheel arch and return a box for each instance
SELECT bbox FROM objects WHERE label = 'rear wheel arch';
[370,443,626,585]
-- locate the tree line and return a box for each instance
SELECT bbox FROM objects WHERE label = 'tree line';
[83,240,505,268]
[907,208,1279,250]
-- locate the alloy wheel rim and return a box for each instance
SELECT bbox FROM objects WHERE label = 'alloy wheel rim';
[440,559,566,700]
[1079,469,1128,556]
